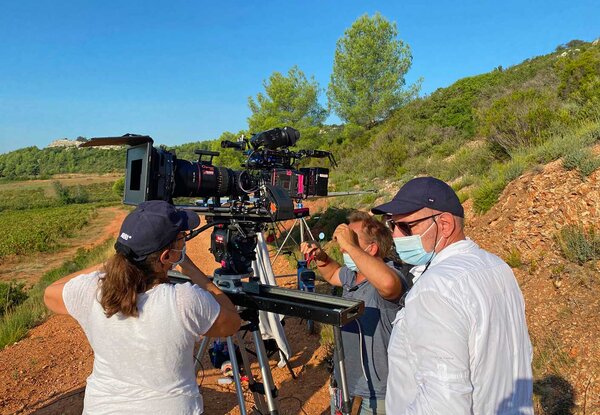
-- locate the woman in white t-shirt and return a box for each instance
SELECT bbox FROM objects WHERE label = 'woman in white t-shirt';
[44,201,241,414]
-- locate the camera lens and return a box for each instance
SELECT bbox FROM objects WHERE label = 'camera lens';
[172,159,241,198]
[251,127,299,150]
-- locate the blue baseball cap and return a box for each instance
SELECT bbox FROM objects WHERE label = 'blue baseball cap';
[115,201,200,262]
[371,176,464,218]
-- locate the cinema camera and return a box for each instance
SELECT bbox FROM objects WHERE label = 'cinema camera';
[82,127,337,290]
[81,128,361,415]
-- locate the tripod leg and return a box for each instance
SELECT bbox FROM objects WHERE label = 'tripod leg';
[333,326,352,415]
[236,332,268,414]
[300,217,316,241]
[226,336,248,415]
[272,219,299,263]
[195,336,211,375]
[251,329,280,414]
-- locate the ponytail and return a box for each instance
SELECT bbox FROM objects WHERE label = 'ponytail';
[99,249,169,318]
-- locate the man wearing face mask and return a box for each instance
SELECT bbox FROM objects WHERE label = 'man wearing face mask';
[371,176,533,415]
[44,200,241,414]
[301,211,406,415]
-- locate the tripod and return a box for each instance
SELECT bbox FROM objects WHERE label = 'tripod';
[195,308,282,415]
[271,206,315,265]
[194,233,293,415]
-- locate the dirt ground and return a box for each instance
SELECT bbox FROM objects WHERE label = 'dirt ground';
[0,210,333,415]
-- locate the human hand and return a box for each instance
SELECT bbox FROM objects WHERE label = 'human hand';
[333,224,359,252]
[300,241,328,262]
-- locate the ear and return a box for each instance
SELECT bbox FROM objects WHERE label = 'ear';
[159,248,173,265]
[438,212,456,238]
[367,243,379,257]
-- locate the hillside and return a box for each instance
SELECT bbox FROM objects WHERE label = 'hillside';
[0,156,599,413]
[465,150,600,413]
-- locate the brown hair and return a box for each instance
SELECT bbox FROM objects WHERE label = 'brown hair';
[99,244,173,318]
[347,211,394,259]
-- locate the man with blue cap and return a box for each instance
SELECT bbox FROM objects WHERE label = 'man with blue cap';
[372,176,533,414]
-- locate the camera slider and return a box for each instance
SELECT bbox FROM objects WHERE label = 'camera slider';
[169,272,363,415]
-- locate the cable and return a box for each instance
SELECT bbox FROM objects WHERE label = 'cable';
[194,355,206,387]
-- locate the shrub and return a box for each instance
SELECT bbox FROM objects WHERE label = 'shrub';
[478,89,562,155]
[0,281,28,316]
[556,44,600,111]
[562,147,600,177]
[505,247,523,268]
[472,177,506,214]
[556,225,600,264]
[112,177,125,198]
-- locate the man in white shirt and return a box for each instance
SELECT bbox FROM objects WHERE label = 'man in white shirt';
[371,176,533,415]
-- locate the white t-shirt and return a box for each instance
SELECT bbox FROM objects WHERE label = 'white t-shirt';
[386,239,533,414]
[63,271,221,415]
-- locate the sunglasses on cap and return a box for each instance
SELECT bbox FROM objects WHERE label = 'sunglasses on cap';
[385,214,441,236]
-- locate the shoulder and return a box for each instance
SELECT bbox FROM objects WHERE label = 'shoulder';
[64,270,102,293]
[173,282,214,304]
[411,240,510,298]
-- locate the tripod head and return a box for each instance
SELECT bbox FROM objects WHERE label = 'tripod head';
[208,218,265,293]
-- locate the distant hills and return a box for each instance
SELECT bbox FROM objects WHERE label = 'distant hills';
[1,38,598,215]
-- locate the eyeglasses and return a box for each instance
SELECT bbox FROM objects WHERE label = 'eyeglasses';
[385,214,441,236]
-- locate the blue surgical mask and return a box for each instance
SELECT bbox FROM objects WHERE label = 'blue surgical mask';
[169,244,186,267]
[343,253,358,272]
[393,221,438,266]
[343,244,373,272]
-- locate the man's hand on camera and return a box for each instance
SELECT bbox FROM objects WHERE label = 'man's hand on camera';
[333,224,359,252]
[300,241,328,262]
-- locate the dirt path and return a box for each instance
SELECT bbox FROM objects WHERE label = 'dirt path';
[0,209,332,415]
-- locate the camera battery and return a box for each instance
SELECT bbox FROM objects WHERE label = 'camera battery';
[300,168,329,197]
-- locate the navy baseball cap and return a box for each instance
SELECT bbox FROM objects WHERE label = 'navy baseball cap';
[115,201,200,262]
[371,176,464,218]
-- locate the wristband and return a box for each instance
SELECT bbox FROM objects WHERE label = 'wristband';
[317,256,331,267]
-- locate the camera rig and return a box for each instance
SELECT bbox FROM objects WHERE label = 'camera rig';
[82,128,361,415]
[80,127,337,288]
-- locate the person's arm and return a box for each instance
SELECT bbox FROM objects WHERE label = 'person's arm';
[403,290,473,414]
[44,264,103,315]
[300,241,343,286]
[178,256,241,337]
[333,224,402,300]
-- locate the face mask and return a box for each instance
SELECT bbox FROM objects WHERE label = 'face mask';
[169,244,186,267]
[343,244,372,272]
[393,220,439,266]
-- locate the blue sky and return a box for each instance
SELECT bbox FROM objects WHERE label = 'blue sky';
[0,0,598,154]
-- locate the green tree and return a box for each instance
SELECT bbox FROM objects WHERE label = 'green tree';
[247,66,327,133]
[327,13,419,128]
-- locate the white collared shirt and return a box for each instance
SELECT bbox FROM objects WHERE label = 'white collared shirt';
[386,239,533,414]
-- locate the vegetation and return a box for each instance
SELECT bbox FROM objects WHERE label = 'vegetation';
[0,281,28,317]
[248,66,327,139]
[328,13,419,128]
[326,39,600,213]
[0,205,98,259]
[0,239,114,350]
[0,181,120,212]
[0,146,124,180]
[0,34,598,217]
[556,224,600,265]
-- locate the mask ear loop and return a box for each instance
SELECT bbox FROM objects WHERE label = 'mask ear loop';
[421,216,443,274]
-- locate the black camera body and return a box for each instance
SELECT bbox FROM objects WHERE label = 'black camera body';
[81,127,335,278]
